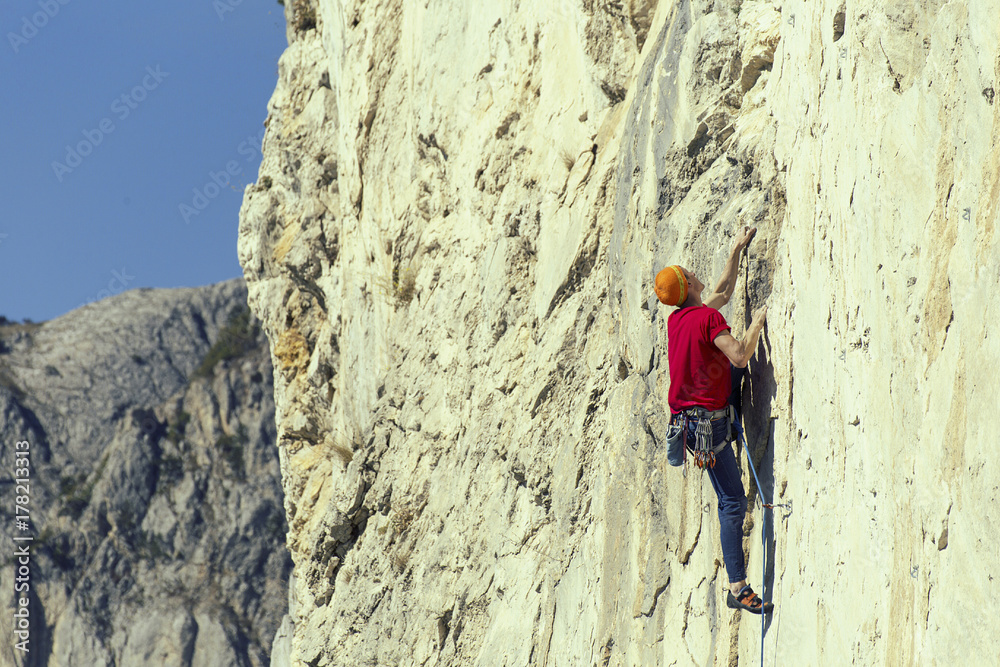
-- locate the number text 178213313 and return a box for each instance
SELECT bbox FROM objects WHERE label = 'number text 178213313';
[13,439,32,653]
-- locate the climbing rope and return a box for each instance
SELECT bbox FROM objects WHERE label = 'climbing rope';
[734,419,790,667]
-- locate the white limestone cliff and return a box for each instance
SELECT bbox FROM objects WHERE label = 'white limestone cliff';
[238,0,1000,664]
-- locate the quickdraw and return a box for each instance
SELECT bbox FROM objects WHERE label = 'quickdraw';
[680,410,721,470]
[693,416,715,468]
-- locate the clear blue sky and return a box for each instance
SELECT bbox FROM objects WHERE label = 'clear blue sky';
[0,0,288,322]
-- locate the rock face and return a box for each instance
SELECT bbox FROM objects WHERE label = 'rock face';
[0,279,291,667]
[238,0,1000,664]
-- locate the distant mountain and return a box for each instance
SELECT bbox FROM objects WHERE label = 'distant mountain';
[0,278,290,667]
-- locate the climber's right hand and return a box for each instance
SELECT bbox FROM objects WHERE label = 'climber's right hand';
[734,225,757,255]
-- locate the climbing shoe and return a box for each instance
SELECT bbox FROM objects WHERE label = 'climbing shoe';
[726,585,773,614]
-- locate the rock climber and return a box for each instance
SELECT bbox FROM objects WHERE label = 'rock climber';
[655,226,772,614]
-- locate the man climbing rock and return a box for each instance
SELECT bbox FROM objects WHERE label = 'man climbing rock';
[655,226,773,615]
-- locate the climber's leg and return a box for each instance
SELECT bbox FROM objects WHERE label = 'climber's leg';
[706,426,747,585]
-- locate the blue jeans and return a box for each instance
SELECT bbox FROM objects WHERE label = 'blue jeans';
[683,413,747,584]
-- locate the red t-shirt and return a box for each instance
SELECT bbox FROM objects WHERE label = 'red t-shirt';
[667,305,732,413]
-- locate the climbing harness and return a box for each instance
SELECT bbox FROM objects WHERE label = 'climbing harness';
[670,405,735,472]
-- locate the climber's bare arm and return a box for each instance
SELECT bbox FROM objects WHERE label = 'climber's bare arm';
[713,307,767,368]
[713,332,746,367]
[704,226,757,311]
